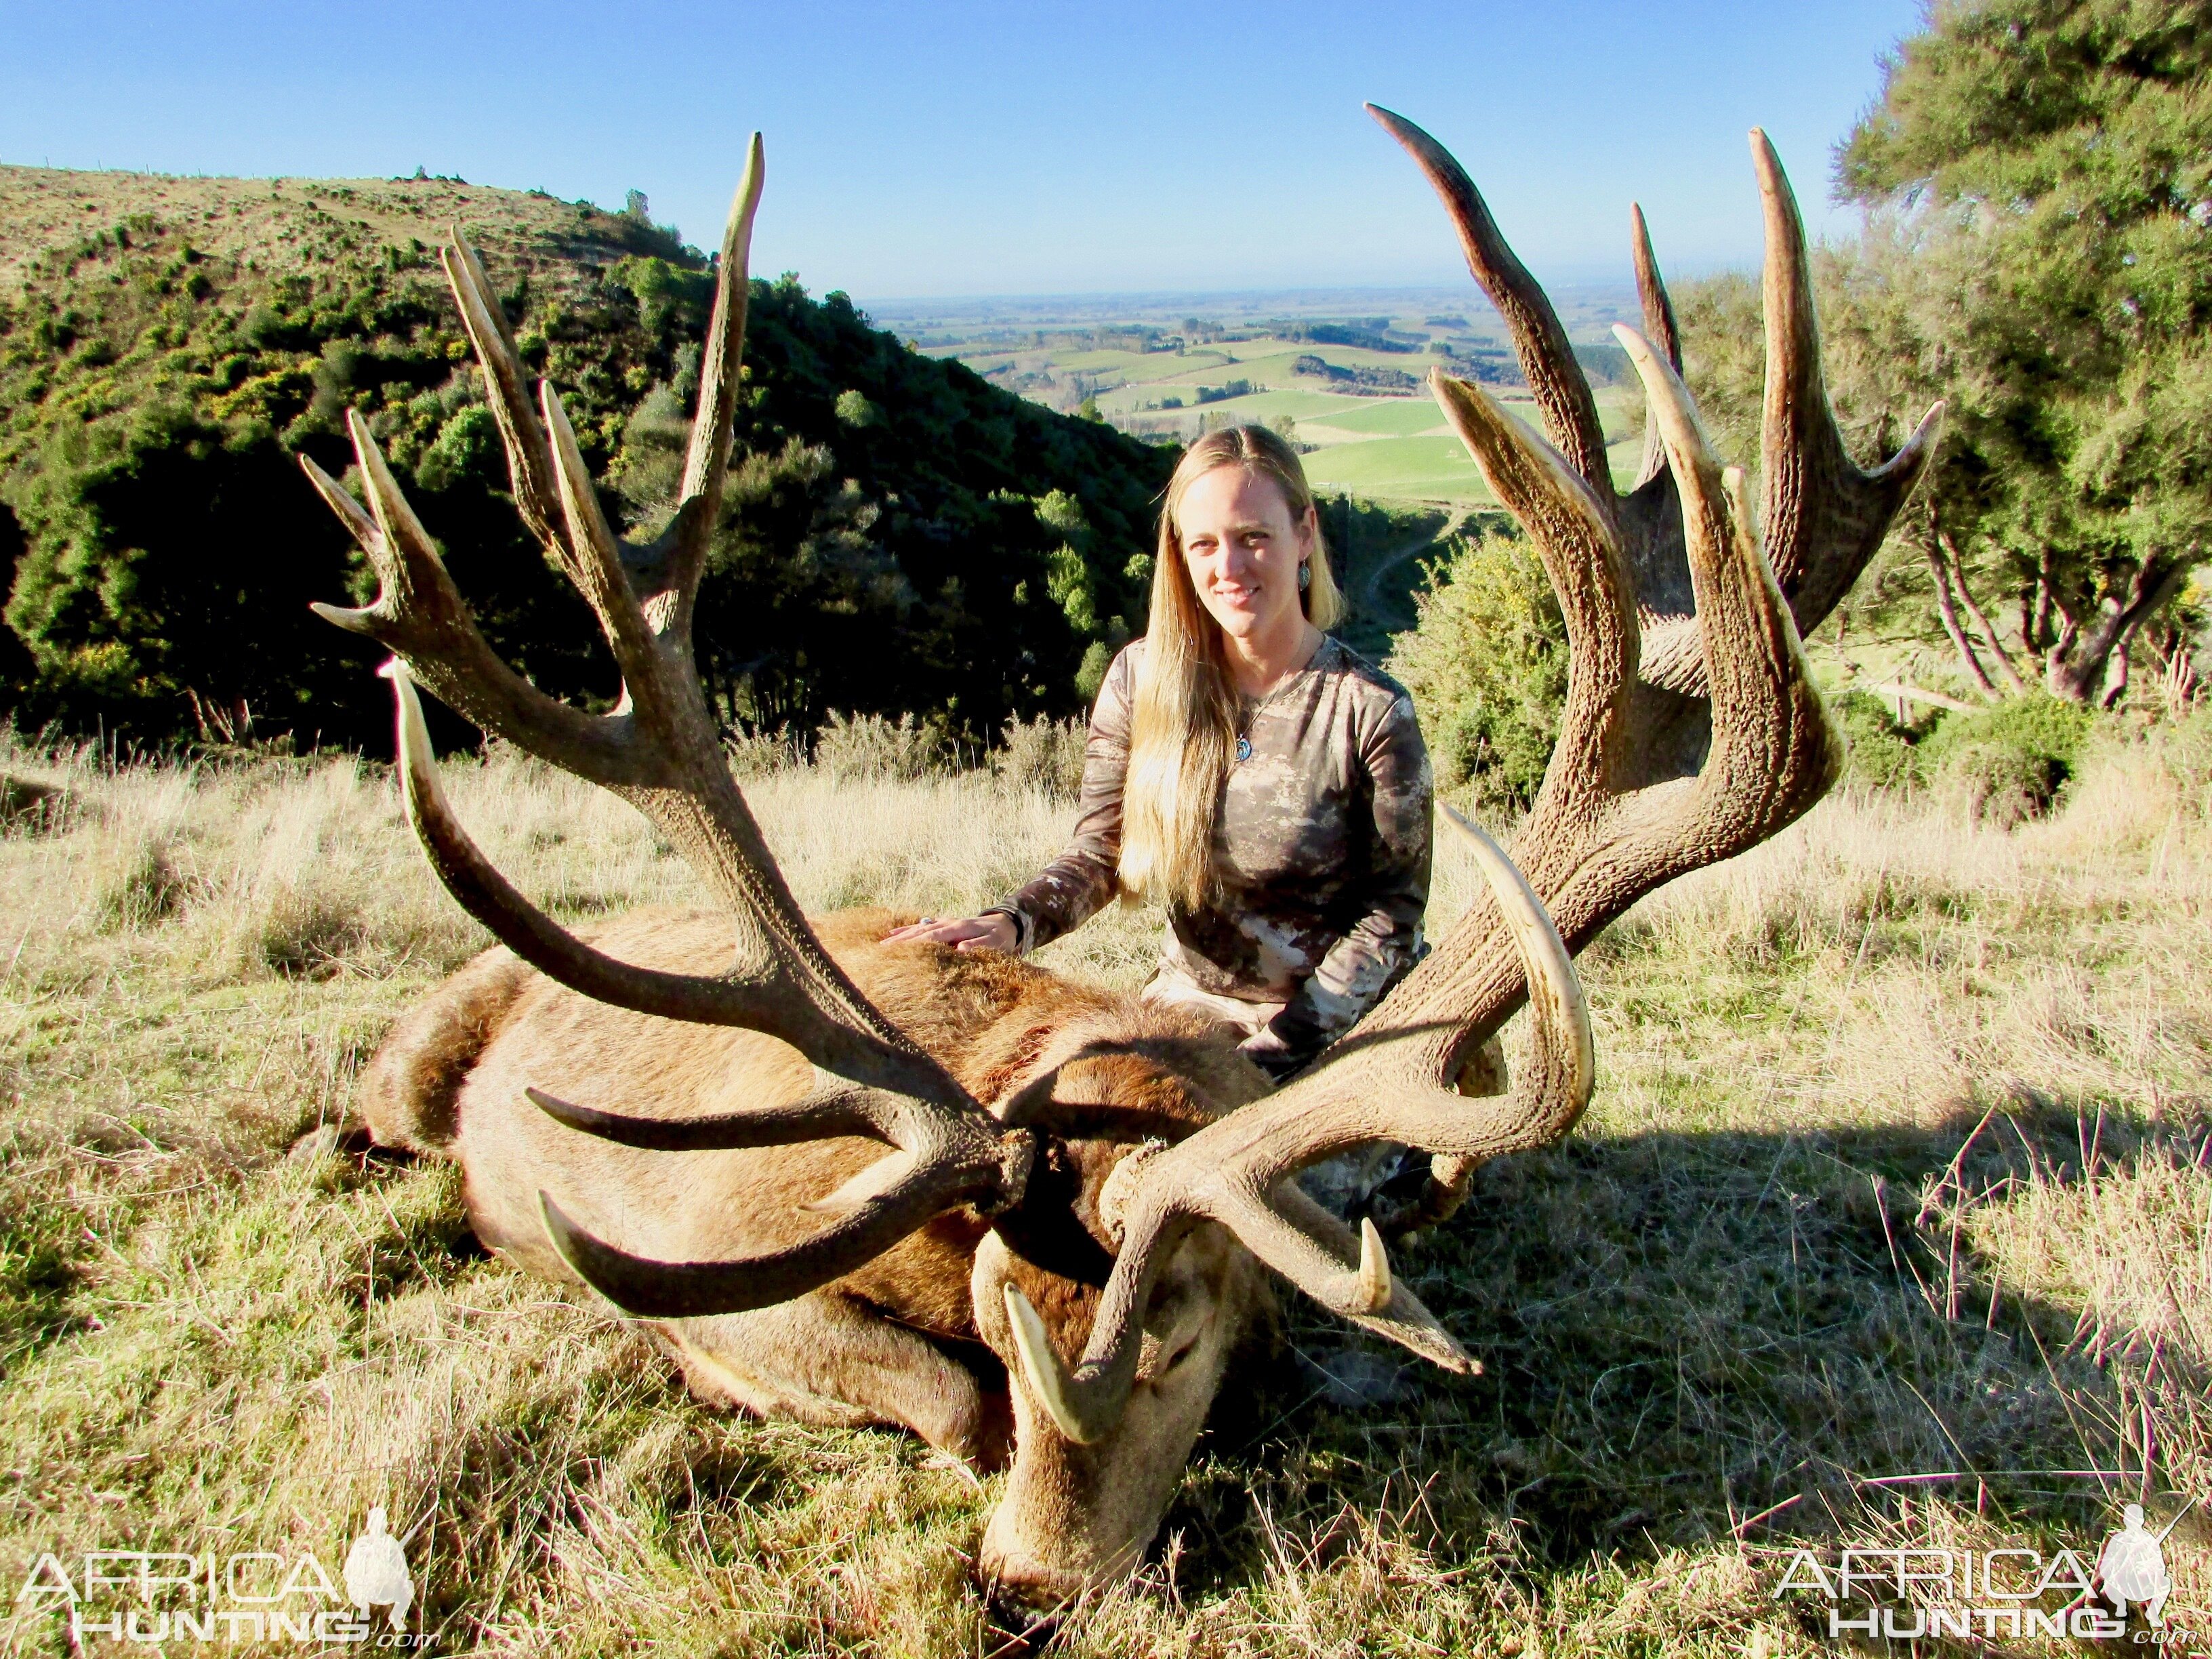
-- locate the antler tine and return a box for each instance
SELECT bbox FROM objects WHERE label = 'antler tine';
[303,431,644,783]
[538,382,669,703]
[682,135,764,542]
[1629,203,1683,490]
[1004,816,1589,1440]
[1629,205,1683,376]
[1751,128,1944,630]
[540,1102,1030,1318]
[441,234,565,548]
[1618,324,1835,832]
[1368,104,1612,500]
[1427,371,1636,813]
[525,1081,883,1150]
[633,133,769,654]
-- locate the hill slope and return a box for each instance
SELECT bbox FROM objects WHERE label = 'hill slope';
[0,165,1173,750]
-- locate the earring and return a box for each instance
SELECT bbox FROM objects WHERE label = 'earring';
[1298,562,1312,592]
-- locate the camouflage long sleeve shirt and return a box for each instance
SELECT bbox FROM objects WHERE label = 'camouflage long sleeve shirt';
[998,637,1433,1065]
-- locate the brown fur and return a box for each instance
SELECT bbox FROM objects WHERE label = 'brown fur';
[359,945,532,1151]
[365,905,1277,1601]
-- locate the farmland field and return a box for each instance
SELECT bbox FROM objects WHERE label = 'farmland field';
[870,284,1650,506]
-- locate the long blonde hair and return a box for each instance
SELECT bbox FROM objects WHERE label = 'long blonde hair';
[1118,425,1342,911]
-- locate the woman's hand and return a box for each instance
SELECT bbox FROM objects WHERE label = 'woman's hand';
[883,913,1019,953]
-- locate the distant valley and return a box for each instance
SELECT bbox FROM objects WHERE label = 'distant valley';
[871,282,1649,506]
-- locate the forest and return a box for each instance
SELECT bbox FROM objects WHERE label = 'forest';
[0,169,1170,753]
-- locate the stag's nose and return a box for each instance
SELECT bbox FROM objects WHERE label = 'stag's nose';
[979,1542,1092,1610]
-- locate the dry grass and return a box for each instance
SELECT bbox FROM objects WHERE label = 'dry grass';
[0,718,2207,1655]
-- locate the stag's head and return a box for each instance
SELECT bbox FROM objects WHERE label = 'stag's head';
[306,109,1936,1604]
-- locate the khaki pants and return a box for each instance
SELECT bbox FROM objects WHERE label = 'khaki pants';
[1136,964,1283,1039]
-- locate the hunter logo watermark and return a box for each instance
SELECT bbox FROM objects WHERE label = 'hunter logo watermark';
[1771,1502,2200,1646]
[12,1509,428,1647]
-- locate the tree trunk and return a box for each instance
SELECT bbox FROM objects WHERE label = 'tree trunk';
[1939,527,2030,695]
[2042,554,2190,705]
[2101,632,2132,710]
[1927,531,1998,695]
[2031,550,2057,657]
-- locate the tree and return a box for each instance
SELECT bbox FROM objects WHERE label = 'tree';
[1834,0,2212,705]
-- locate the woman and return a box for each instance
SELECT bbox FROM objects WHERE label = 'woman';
[890,424,1432,1082]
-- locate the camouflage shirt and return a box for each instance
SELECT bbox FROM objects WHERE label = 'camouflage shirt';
[1000,636,1433,1064]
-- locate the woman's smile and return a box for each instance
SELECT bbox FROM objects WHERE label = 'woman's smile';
[1174,465,1313,649]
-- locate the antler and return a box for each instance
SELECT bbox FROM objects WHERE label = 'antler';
[1005,812,1589,1442]
[308,138,1032,1305]
[1004,115,1943,1438]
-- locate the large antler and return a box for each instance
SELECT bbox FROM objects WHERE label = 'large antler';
[1001,115,1941,1439]
[308,138,1032,1303]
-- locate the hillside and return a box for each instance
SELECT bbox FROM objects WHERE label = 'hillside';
[0,165,1174,750]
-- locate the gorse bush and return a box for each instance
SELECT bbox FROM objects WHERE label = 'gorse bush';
[1831,690,1921,792]
[992,712,1087,801]
[1387,524,1566,813]
[812,710,951,783]
[1919,693,2094,827]
[1828,689,2106,826]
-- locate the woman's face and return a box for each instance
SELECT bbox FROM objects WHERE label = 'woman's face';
[1176,466,1315,647]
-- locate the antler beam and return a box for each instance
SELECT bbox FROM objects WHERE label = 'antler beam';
[309,139,1036,1305]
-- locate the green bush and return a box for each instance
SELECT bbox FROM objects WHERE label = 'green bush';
[1918,694,2095,826]
[994,713,1086,800]
[1387,527,1566,813]
[814,710,949,783]
[1831,690,1921,791]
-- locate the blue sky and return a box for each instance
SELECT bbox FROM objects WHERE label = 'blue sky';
[1,0,1926,300]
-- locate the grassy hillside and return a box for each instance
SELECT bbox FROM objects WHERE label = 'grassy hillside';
[0,165,1173,750]
[0,720,2203,1652]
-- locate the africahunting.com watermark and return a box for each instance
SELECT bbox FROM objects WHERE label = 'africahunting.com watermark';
[12,1507,426,1646]
[1771,1502,2203,1647]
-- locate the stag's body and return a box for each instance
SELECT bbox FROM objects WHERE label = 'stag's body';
[364,906,1276,1590]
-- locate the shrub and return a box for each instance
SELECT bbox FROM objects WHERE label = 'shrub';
[1831,691,1920,792]
[1387,525,1566,813]
[1919,695,2095,827]
[814,711,948,783]
[994,714,1086,800]
[722,724,798,780]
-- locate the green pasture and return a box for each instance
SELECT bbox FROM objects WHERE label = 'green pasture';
[1136,387,1372,423]
[948,323,1658,506]
[1301,434,1492,503]
[1305,396,1454,438]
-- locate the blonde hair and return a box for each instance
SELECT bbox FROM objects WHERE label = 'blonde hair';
[1118,425,1341,910]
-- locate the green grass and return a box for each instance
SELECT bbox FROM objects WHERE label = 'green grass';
[937,316,1661,509]
[1303,434,1493,502]
[1305,397,1453,438]
[1146,388,1370,422]
[1,718,2205,1654]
